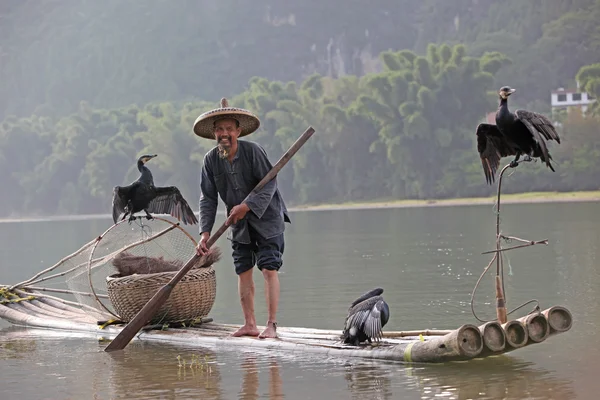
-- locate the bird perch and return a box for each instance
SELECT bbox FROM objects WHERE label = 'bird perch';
[481,239,549,255]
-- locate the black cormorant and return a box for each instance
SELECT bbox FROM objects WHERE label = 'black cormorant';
[476,86,561,184]
[111,154,198,225]
[341,287,390,346]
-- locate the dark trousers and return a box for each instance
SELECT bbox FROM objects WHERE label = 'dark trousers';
[231,224,285,275]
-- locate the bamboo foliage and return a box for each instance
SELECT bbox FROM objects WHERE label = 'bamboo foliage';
[1,44,599,217]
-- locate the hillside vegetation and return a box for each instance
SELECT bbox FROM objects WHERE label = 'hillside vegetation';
[1,0,599,218]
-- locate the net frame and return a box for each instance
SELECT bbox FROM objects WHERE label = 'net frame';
[83,216,198,319]
[3,216,214,323]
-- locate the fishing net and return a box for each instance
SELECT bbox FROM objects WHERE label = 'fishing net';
[7,217,219,324]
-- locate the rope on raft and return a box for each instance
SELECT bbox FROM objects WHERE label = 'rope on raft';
[470,159,548,323]
[0,288,35,304]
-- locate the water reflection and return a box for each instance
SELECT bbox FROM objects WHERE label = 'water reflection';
[344,361,393,400]
[0,329,37,359]
[1,204,599,399]
[105,344,224,399]
[238,354,283,400]
[404,356,576,400]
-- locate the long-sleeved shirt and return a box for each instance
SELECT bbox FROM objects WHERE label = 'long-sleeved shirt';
[198,140,291,244]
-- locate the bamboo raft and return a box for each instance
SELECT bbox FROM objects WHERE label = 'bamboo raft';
[0,158,575,364]
[0,288,573,364]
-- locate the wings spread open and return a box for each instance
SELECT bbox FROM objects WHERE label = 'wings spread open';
[515,109,560,170]
[146,186,199,225]
[111,186,130,224]
[476,123,516,185]
[514,109,560,143]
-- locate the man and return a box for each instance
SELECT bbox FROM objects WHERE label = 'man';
[193,98,291,339]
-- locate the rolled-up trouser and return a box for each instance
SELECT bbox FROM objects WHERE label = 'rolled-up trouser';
[231,225,285,275]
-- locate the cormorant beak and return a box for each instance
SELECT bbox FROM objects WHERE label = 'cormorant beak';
[141,154,158,164]
[507,88,516,94]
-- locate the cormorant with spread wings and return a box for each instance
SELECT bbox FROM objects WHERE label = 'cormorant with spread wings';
[111,154,198,225]
[476,86,561,184]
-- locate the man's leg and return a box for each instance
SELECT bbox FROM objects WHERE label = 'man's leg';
[259,269,280,338]
[255,232,285,339]
[231,240,260,337]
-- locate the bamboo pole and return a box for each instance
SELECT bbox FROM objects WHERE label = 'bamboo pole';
[13,289,111,318]
[207,323,453,338]
[23,286,109,299]
[494,164,510,324]
[9,298,95,324]
[8,237,99,290]
[0,301,574,364]
[12,222,179,292]
[516,312,550,344]
[13,299,69,319]
[481,239,549,255]
[501,320,528,350]
[495,275,507,323]
[477,321,506,357]
[398,324,484,363]
[486,305,574,354]
[31,299,89,320]
[541,305,573,335]
[0,302,100,331]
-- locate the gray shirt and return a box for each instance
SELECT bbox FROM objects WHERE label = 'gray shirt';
[198,140,291,244]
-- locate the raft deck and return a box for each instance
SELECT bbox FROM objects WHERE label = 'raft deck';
[0,289,573,364]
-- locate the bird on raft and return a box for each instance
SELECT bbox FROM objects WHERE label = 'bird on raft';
[475,86,561,184]
[341,287,390,346]
[111,154,198,225]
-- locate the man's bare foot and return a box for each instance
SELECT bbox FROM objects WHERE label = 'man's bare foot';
[258,321,278,339]
[231,324,260,337]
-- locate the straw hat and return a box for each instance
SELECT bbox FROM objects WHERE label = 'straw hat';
[193,98,261,139]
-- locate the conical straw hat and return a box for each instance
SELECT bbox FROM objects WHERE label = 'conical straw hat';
[193,98,261,139]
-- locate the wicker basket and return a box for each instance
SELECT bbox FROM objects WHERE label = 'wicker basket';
[106,266,217,324]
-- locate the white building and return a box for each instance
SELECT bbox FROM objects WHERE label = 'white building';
[551,86,596,114]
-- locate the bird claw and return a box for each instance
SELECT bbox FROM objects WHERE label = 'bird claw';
[509,160,519,168]
[523,155,534,162]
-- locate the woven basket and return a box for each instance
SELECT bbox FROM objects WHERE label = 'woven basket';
[106,266,217,324]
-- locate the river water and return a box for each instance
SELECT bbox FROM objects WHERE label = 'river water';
[1,201,599,399]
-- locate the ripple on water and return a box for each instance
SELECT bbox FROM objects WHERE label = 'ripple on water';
[0,327,579,400]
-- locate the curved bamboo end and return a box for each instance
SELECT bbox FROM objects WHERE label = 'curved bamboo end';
[520,313,550,343]
[542,305,573,334]
[502,320,528,349]
[478,321,506,352]
[456,324,484,358]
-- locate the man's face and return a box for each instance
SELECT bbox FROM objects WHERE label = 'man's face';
[214,118,241,158]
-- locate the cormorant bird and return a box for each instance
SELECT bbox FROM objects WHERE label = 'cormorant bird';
[341,287,390,346]
[476,86,561,184]
[111,154,198,225]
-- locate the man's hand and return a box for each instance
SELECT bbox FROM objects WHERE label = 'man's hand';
[196,232,210,256]
[226,203,250,226]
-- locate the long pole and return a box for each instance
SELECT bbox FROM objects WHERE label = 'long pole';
[494,163,512,324]
[104,126,316,352]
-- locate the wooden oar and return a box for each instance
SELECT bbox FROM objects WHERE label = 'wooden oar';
[104,126,316,352]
